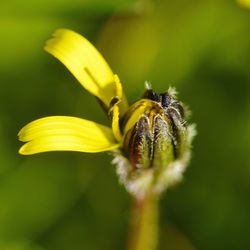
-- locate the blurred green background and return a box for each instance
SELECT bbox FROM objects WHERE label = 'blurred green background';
[0,0,250,249]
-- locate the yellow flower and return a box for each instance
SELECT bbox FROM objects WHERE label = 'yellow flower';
[18,29,195,198]
[238,0,250,8]
[18,29,127,155]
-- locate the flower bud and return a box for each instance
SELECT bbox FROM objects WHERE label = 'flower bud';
[113,86,196,198]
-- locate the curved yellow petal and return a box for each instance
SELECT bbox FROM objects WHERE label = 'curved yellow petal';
[18,116,119,155]
[121,99,164,135]
[19,135,119,155]
[111,104,122,142]
[44,29,126,108]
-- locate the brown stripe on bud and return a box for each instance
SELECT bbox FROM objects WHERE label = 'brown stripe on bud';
[122,107,175,172]
[151,114,175,173]
[126,115,153,169]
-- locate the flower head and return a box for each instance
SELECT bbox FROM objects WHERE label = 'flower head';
[238,0,250,8]
[18,29,195,198]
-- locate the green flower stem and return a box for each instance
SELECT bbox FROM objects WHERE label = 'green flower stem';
[127,191,159,250]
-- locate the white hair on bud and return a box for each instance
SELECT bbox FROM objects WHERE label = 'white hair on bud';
[111,122,196,198]
[144,81,152,90]
[168,86,178,97]
[112,153,153,200]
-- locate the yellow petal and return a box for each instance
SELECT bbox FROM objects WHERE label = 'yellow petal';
[121,99,164,135]
[44,29,125,108]
[18,116,119,155]
[111,104,122,142]
[19,135,119,155]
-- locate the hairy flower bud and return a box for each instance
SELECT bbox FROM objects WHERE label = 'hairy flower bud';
[113,86,196,198]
